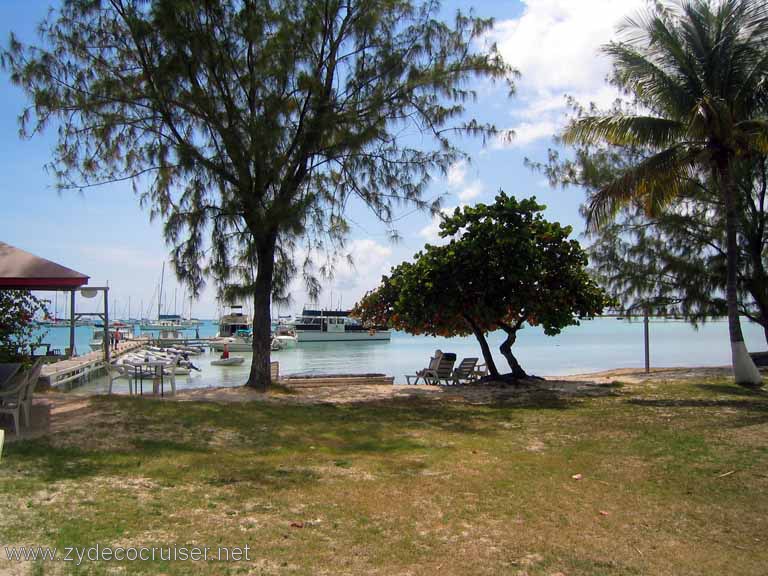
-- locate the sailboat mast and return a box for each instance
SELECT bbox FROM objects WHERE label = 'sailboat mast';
[158,262,165,319]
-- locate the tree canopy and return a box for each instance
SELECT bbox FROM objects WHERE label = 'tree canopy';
[561,0,768,386]
[353,193,609,379]
[530,99,768,343]
[0,291,47,365]
[4,0,515,389]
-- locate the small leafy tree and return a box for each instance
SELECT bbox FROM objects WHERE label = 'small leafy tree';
[4,0,515,390]
[354,193,609,379]
[0,291,47,364]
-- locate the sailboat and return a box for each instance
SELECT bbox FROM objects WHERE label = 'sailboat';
[140,265,201,332]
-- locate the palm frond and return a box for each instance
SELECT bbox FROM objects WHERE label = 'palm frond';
[603,43,695,117]
[562,115,687,148]
[640,9,705,101]
[735,119,768,153]
[585,144,704,232]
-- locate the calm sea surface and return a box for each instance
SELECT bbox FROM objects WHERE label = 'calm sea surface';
[35,317,768,392]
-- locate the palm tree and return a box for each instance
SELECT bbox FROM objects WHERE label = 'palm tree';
[563,0,768,386]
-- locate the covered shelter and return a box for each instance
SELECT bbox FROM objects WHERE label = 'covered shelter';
[0,242,110,361]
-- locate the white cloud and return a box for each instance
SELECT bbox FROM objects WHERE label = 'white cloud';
[458,181,484,202]
[331,247,390,290]
[444,159,485,203]
[492,120,559,149]
[285,238,395,309]
[488,0,645,147]
[419,206,466,244]
[447,160,468,187]
[491,0,645,94]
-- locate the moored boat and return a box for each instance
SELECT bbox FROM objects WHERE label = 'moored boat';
[210,333,253,352]
[90,322,135,351]
[293,309,390,342]
[211,356,245,366]
[216,305,252,337]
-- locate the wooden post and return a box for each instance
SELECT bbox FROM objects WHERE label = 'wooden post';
[644,307,650,374]
[69,290,76,357]
[104,288,111,367]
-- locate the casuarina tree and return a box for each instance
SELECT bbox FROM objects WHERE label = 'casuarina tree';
[562,0,768,387]
[3,0,515,389]
[353,193,609,380]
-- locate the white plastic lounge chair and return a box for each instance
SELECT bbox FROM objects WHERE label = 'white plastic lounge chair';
[108,362,136,395]
[405,351,443,385]
[0,365,36,437]
[20,359,43,425]
[168,354,179,396]
[423,353,458,385]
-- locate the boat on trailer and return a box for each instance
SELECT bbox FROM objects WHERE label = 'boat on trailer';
[293,309,390,342]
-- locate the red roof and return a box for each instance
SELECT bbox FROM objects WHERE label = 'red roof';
[0,242,89,290]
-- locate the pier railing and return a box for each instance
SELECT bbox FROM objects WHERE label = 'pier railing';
[40,337,149,389]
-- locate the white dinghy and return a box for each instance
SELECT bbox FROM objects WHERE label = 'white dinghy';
[211,356,245,366]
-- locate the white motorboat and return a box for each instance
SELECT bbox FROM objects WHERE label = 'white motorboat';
[292,309,391,342]
[90,323,135,351]
[139,314,198,332]
[209,335,253,352]
[272,334,298,348]
[216,305,252,337]
[211,356,245,366]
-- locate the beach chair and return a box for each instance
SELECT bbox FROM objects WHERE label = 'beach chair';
[405,351,443,385]
[20,359,43,426]
[422,353,458,385]
[108,362,136,395]
[470,362,489,382]
[446,357,479,386]
[0,369,32,437]
[167,354,179,396]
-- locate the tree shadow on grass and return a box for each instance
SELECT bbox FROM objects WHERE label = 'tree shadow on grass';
[625,394,768,431]
[626,398,768,412]
[694,383,768,398]
[3,389,589,488]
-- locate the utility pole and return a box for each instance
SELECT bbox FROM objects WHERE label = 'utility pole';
[644,307,650,373]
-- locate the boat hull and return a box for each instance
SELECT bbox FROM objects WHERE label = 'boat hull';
[295,330,391,342]
[211,357,245,366]
[209,338,253,352]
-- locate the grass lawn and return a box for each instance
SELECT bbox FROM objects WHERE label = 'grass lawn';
[1,378,767,575]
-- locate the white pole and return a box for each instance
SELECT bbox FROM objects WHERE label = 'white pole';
[644,308,650,374]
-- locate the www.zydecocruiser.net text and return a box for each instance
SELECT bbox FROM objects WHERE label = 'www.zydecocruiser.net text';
[4,544,252,566]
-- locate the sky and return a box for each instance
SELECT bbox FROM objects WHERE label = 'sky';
[0,0,646,319]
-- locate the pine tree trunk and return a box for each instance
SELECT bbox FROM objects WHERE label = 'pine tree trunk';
[246,236,276,391]
[464,315,500,378]
[720,160,762,387]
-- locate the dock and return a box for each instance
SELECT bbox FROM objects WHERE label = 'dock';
[40,337,149,389]
[282,373,394,387]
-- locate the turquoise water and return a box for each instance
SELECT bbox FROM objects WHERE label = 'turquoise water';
[35,317,768,391]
